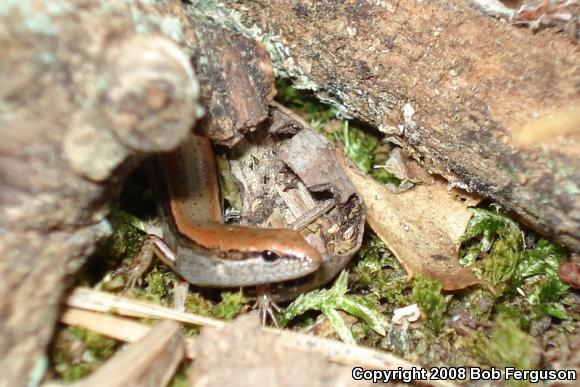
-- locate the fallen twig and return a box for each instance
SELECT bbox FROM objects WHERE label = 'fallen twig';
[65,287,224,328]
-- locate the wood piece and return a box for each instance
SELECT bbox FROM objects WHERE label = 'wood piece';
[269,324,457,387]
[278,121,357,204]
[380,148,435,186]
[173,280,190,312]
[66,288,224,328]
[60,309,152,345]
[189,314,375,387]
[0,1,200,381]
[163,0,276,146]
[72,320,184,387]
[60,308,197,361]
[190,0,580,251]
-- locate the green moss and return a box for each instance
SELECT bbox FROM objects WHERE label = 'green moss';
[78,206,147,288]
[460,208,521,267]
[137,268,175,305]
[513,239,566,283]
[352,237,408,304]
[339,122,400,185]
[460,208,522,294]
[170,372,189,387]
[185,292,215,316]
[216,154,242,210]
[459,209,570,321]
[102,206,147,263]
[52,327,120,381]
[472,315,535,386]
[411,275,448,335]
[169,362,190,387]
[462,208,520,241]
[213,290,250,320]
[280,271,387,344]
[480,236,521,294]
[275,78,337,128]
[513,239,569,320]
[340,121,377,173]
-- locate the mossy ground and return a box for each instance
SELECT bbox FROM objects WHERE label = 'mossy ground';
[50,79,578,385]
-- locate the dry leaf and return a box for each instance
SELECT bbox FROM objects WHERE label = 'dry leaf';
[379,148,435,185]
[340,152,488,291]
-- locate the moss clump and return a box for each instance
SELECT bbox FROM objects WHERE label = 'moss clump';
[275,77,337,129]
[339,122,399,186]
[104,206,147,262]
[52,327,120,381]
[512,239,569,320]
[469,212,522,298]
[479,236,521,294]
[170,369,190,387]
[185,292,215,316]
[411,275,448,335]
[460,208,570,322]
[351,236,408,305]
[280,271,387,344]
[460,208,521,290]
[472,315,535,387]
[213,290,250,321]
[340,121,377,173]
[137,268,175,305]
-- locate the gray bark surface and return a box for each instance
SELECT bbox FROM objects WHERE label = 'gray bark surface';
[0,1,199,384]
[190,0,580,251]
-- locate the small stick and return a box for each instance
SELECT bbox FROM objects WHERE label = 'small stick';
[66,287,224,328]
[61,308,150,343]
[172,280,190,312]
[289,199,335,231]
[60,308,197,360]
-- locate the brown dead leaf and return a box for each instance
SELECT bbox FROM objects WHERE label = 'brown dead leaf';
[339,152,488,291]
[379,147,435,185]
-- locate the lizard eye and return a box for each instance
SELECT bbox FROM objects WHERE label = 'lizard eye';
[262,250,279,261]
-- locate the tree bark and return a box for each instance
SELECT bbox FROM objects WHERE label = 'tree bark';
[0,1,199,384]
[189,0,580,251]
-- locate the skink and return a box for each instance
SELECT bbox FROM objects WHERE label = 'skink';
[129,131,322,289]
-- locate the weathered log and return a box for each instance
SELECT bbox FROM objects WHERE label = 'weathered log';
[151,0,277,146]
[0,0,199,384]
[189,0,580,251]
